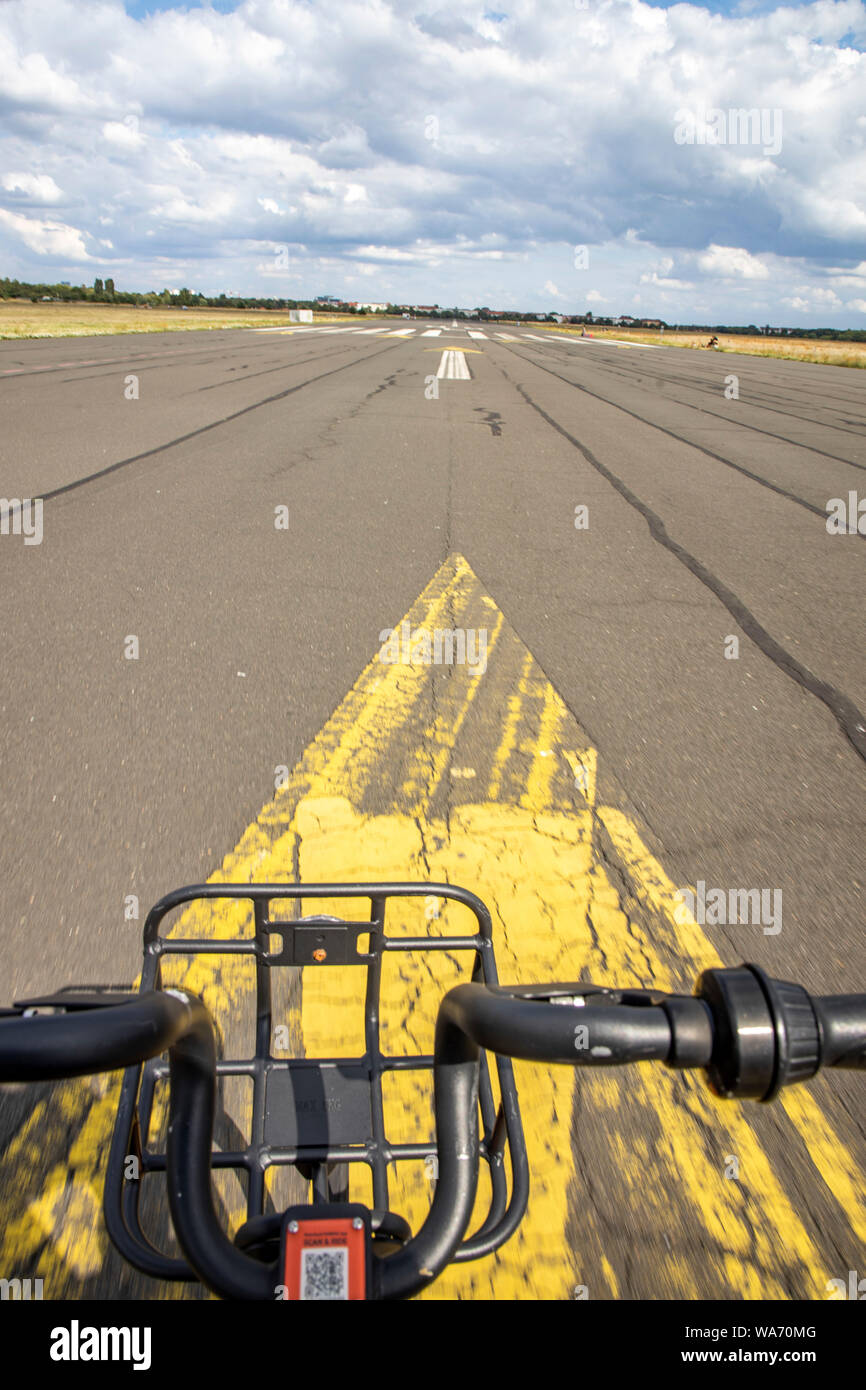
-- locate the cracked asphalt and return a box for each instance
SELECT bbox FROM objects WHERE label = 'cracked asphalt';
[1,320,864,1299]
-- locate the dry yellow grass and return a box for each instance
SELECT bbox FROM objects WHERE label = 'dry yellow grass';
[538,323,866,368]
[0,300,366,340]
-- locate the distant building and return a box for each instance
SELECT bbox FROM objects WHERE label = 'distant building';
[356,301,388,312]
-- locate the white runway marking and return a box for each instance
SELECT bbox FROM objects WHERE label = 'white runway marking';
[523,331,666,350]
[467,330,487,338]
[422,329,442,336]
[249,326,328,333]
[435,349,472,380]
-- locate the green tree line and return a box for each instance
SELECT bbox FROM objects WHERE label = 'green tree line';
[0,277,329,312]
[2,278,863,339]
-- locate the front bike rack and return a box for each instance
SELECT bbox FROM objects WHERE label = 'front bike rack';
[105,882,528,1282]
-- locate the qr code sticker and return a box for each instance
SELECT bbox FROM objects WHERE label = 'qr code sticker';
[300,1245,349,1300]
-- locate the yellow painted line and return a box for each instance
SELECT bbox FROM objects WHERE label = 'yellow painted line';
[600,806,866,1259]
[423,347,483,353]
[399,610,505,807]
[295,796,593,1299]
[776,1088,866,1254]
[1,554,862,1302]
[564,748,597,807]
[583,809,826,1296]
[487,650,532,800]
[300,560,471,805]
[520,682,564,810]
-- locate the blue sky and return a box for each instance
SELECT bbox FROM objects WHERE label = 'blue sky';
[124,1,241,15]
[123,0,836,14]
[1,0,864,324]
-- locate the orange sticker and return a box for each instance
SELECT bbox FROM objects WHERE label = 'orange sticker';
[282,1218,366,1300]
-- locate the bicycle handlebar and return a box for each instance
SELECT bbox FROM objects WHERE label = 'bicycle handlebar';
[0,990,196,1081]
[1,964,865,1299]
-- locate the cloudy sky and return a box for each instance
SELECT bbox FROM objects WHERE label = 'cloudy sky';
[0,0,864,324]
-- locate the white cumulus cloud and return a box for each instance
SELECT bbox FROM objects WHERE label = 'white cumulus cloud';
[0,0,862,320]
[698,245,771,280]
[2,171,63,203]
[0,207,90,259]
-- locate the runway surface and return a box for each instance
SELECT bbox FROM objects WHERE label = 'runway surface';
[1,319,864,1300]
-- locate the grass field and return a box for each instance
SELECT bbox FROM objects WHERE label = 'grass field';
[537,323,866,368]
[0,300,361,340]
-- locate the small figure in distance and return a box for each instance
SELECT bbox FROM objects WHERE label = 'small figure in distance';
[706,334,720,349]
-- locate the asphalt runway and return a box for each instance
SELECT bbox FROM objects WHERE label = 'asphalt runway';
[1,320,865,1299]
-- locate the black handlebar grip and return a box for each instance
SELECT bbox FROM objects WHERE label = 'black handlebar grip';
[812,995,866,1070]
[0,992,195,1082]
